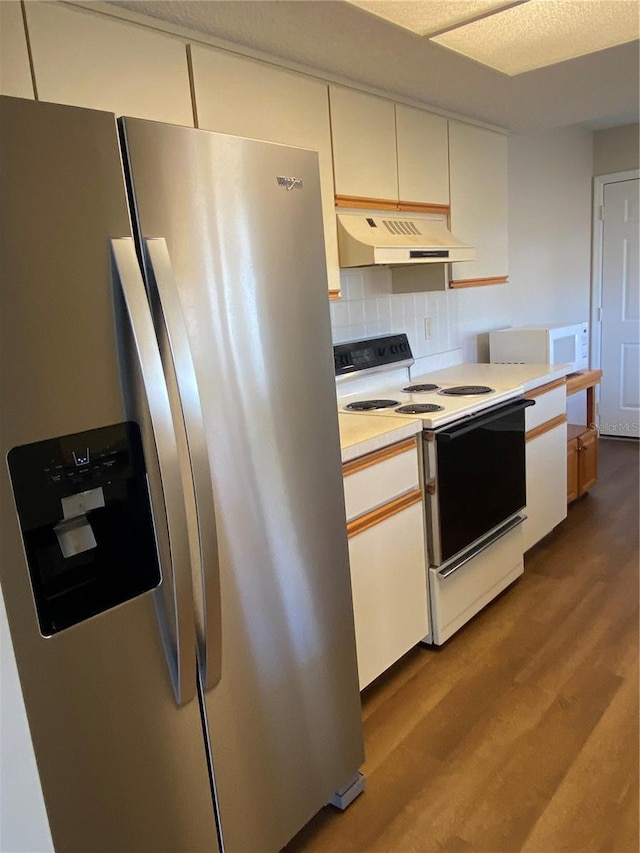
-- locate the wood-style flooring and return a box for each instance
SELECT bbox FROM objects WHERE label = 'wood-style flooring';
[286,437,639,853]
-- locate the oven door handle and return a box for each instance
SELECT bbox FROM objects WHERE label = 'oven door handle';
[436,398,535,442]
[438,515,526,579]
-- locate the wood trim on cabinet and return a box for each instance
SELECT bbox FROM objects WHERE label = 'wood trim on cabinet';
[347,488,423,538]
[566,369,603,396]
[397,201,451,216]
[342,436,417,477]
[335,195,398,211]
[525,377,567,399]
[449,276,509,289]
[525,414,567,443]
[335,196,451,217]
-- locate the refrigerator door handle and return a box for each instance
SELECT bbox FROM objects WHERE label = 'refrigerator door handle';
[110,237,197,706]
[145,237,222,690]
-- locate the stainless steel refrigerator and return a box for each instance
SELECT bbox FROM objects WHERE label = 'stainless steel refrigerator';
[0,95,364,853]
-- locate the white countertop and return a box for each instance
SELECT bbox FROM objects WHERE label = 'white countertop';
[338,413,422,463]
[338,362,572,461]
[415,362,572,393]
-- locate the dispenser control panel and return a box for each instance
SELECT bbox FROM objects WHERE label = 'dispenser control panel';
[8,422,161,635]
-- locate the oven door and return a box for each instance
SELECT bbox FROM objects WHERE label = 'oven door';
[424,398,534,566]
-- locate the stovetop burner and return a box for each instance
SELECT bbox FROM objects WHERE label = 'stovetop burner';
[345,399,399,411]
[395,403,445,414]
[438,385,494,397]
[402,383,440,393]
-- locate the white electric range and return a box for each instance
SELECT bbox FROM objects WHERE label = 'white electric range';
[335,334,530,645]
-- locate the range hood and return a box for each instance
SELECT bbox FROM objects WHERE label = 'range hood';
[337,212,475,267]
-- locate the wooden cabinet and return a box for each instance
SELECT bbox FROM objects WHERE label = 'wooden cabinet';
[0,1,34,99]
[566,370,603,503]
[448,120,509,288]
[329,86,449,210]
[343,437,429,689]
[524,380,568,551]
[567,425,598,502]
[23,2,193,125]
[190,46,340,297]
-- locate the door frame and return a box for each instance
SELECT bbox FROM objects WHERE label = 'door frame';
[591,169,639,377]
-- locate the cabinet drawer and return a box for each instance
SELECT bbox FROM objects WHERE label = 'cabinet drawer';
[525,383,566,432]
[342,439,419,522]
[428,524,523,645]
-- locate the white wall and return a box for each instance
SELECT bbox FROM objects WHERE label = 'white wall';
[593,122,639,175]
[331,125,594,364]
[507,126,593,330]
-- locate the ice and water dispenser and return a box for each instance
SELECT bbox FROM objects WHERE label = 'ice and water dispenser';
[8,422,161,635]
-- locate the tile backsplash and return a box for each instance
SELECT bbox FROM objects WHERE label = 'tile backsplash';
[330,267,457,358]
[330,267,512,365]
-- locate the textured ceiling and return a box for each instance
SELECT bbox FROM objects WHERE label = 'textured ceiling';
[105,0,640,133]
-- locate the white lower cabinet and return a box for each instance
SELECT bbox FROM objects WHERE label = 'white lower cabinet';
[349,501,429,690]
[523,381,568,551]
[524,424,568,551]
[343,438,429,689]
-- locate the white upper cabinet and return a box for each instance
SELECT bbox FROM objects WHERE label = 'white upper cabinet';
[395,104,449,207]
[24,3,193,126]
[0,1,34,99]
[329,86,398,203]
[190,46,340,296]
[329,87,450,210]
[448,120,509,286]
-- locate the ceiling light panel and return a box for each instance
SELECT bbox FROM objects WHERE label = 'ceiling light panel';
[431,0,640,76]
[347,0,520,36]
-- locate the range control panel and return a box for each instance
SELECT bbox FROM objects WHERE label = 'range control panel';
[334,333,413,376]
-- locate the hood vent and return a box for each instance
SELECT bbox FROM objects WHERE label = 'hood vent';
[382,219,422,236]
[337,212,475,268]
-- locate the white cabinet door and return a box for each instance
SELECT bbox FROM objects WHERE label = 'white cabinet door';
[395,105,449,206]
[190,46,340,296]
[329,86,398,202]
[449,121,508,286]
[349,501,429,689]
[0,1,34,98]
[24,3,193,125]
[524,422,568,552]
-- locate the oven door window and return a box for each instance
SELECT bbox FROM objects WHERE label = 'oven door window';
[436,403,527,563]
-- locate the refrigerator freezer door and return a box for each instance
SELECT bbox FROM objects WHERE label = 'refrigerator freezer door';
[0,97,219,853]
[122,118,364,851]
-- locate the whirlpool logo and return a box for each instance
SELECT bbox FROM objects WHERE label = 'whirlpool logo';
[276,176,303,191]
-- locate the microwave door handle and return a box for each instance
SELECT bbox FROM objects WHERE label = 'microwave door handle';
[110,237,197,707]
[144,237,222,691]
[437,398,536,442]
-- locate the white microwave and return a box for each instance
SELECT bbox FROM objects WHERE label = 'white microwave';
[489,322,589,373]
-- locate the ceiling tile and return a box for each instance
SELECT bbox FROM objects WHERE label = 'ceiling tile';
[431,0,640,75]
[347,0,519,35]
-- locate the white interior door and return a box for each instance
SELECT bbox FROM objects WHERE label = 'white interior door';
[599,177,639,437]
